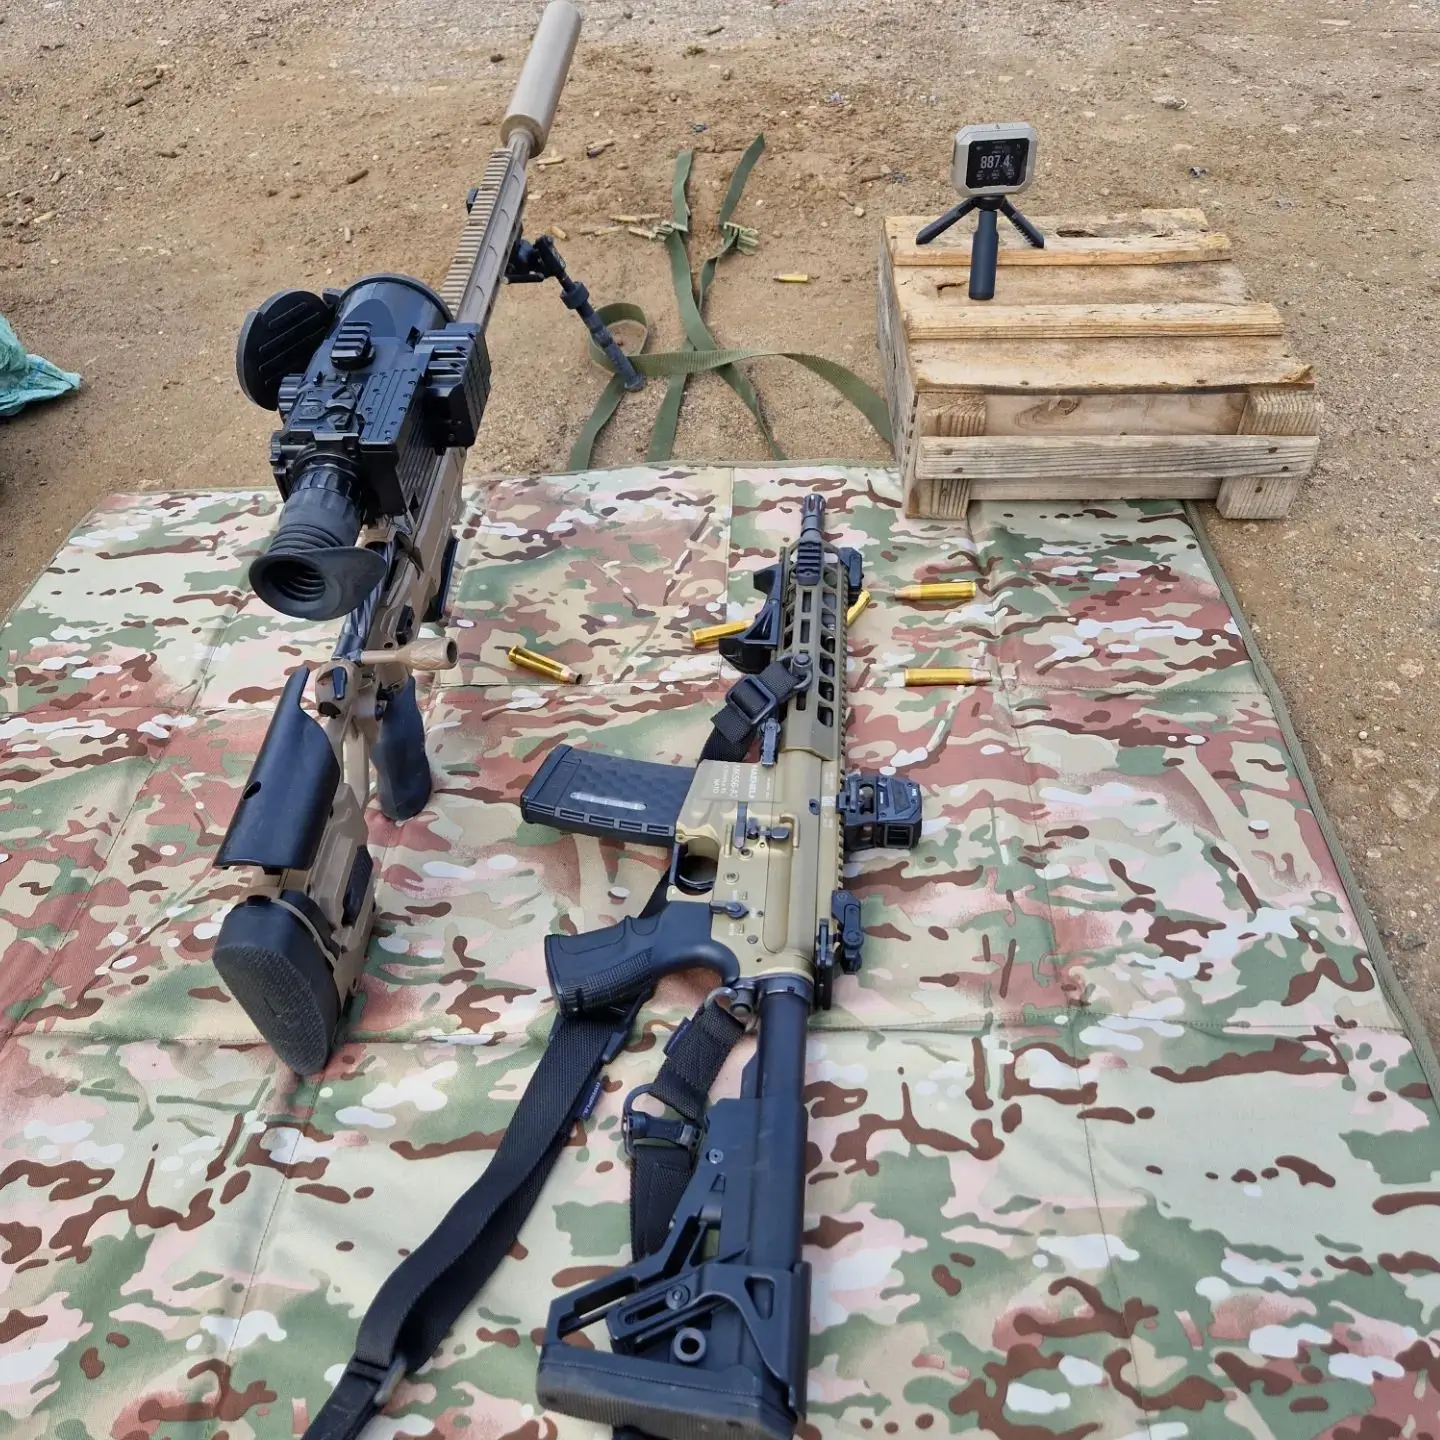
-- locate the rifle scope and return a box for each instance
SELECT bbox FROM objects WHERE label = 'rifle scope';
[236,273,490,621]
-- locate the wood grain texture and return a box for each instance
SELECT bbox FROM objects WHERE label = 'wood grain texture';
[912,336,1314,394]
[913,476,973,519]
[904,261,1253,307]
[914,434,1319,485]
[1216,475,1305,518]
[1240,385,1321,436]
[903,301,1285,342]
[923,392,987,437]
[985,391,1247,436]
[887,212,1231,268]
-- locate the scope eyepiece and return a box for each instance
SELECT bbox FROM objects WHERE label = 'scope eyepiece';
[248,464,389,621]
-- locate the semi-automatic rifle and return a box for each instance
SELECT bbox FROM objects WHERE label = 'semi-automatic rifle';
[519,493,924,1440]
[209,1,640,1075]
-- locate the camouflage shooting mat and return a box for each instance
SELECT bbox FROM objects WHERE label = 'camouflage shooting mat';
[2,463,1439,1440]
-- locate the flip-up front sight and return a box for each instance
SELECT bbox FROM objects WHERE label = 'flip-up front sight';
[236,273,490,620]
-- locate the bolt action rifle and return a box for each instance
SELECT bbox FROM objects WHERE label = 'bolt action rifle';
[519,494,925,1440]
[210,1,641,1075]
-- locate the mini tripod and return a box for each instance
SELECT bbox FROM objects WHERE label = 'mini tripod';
[915,195,1045,302]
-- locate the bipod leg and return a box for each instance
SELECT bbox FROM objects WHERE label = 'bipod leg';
[508,234,645,391]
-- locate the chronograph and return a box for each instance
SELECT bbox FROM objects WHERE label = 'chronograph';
[917,123,1044,300]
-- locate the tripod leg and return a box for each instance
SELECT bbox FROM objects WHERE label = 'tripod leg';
[969,207,1000,302]
[916,198,978,246]
[999,199,1046,250]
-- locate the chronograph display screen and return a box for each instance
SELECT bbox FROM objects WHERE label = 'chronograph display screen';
[951,123,1037,195]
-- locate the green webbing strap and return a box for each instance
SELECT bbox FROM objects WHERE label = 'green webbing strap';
[654,142,777,463]
[697,134,766,309]
[568,135,892,471]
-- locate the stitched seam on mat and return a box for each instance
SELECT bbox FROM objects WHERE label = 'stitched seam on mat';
[1,737,174,1046]
[1078,1092,1155,1434]
[1184,500,1440,1106]
[204,1071,322,1440]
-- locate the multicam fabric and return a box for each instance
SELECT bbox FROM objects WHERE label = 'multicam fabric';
[1,465,1437,1440]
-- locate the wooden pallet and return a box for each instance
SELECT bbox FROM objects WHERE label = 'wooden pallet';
[878,209,1319,520]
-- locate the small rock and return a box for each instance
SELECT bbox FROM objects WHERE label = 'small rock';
[1189,165,1207,178]
[721,68,732,81]
[1152,94,1188,110]
[692,122,708,134]
[345,168,369,184]
[489,51,503,63]
[1351,746,1387,774]
[853,205,865,217]
[88,130,105,142]
[683,43,706,56]
[265,187,279,197]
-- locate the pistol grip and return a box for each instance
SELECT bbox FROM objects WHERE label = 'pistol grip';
[373,676,433,822]
[545,901,740,1017]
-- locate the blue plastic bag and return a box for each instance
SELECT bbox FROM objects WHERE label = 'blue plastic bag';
[0,313,80,417]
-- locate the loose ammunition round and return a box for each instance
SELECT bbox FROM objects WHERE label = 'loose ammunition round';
[896,581,978,603]
[506,644,580,683]
[903,667,991,687]
[690,618,750,648]
[845,588,873,626]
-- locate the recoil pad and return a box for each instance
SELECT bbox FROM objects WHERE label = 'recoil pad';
[213,896,341,1075]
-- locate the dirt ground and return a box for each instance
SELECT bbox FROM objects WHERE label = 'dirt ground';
[3,0,1439,1034]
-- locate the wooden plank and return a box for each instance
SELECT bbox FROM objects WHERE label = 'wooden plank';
[914,434,1319,486]
[1239,385,1320,436]
[913,336,1314,394]
[1215,388,1321,515]
[904,301,1284,343]
[986,391,1246,437]
[896,261,1252,307]
[876,234,919,493]
[1215,476,1304,519]
[922,392,987,438]
[887,214,1231,268]
[913,476,973,519]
